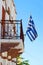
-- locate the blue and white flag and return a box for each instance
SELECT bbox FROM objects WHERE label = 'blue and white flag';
[26,16,38,41]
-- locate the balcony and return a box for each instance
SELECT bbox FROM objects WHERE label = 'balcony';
[0,19,24,54]
[0,19,24,41]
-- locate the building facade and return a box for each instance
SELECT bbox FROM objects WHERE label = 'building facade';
[0,0,24,65]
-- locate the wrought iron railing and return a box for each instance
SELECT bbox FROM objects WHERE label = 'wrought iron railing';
[0,19,24,42]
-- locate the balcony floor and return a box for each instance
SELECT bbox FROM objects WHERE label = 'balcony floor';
[0,39,24,53]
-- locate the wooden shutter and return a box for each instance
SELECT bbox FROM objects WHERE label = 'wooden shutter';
[2,6,5,38]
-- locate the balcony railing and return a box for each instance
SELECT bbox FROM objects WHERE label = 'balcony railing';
[0,19,24,42]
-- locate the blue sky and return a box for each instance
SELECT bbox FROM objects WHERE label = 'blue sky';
[14,0,43,65]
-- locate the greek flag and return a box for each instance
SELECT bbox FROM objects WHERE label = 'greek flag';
[26,16,38,41]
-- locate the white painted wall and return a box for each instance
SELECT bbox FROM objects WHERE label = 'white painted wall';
[2,1,5,9]
[5,0,16,20]
[0,0,2,38]
[10,3,16,20]
[5,0,12,10]
[0,0,2,20]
